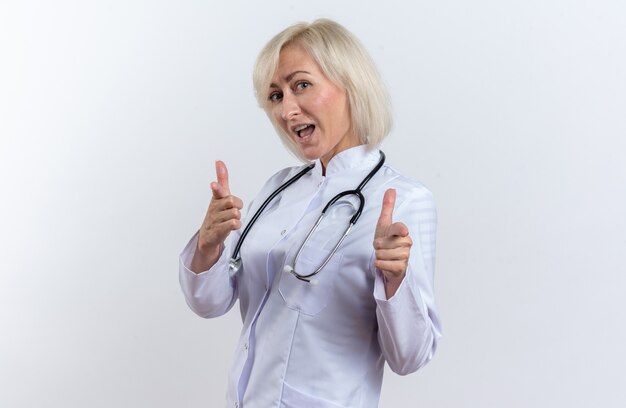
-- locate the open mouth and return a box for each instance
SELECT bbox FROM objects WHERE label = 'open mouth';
[293,124,315,138]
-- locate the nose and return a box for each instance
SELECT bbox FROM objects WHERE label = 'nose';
[280,93,300,121]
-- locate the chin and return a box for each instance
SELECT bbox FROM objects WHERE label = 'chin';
[297,146,323,162]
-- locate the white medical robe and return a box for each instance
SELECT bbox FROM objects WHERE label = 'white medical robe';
[179,145,441,407]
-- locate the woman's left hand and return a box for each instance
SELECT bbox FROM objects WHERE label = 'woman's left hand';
[373,188,412,298]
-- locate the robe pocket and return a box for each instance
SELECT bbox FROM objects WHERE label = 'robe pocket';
[278,246,343,316]
[280,381,347,408]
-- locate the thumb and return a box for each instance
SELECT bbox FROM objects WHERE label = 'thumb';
[211,160,230,198]
[388,222,409,238]
[376,188,396,233]
[212,160,231,198]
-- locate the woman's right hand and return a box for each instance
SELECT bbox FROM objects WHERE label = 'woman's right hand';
[190,160,243,273]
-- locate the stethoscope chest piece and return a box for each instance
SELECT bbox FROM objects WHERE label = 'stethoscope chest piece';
[228,257,242,277]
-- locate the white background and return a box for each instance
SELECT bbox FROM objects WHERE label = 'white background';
[1,0,625,407]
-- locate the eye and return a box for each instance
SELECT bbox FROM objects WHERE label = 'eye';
[268,91,282,102]
[295,81,310,91]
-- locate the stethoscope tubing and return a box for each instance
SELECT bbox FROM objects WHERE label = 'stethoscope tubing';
[229,150,385,283]
[230,162,315,266]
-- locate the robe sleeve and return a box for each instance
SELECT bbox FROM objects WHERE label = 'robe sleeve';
[179,230,240,318]
[373,186,442,375]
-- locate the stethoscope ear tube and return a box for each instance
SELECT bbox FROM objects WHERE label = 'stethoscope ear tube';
[321,190,365,224]
[288,221,354,282]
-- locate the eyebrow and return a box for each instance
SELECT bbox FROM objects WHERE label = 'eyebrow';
[269,70,311,88]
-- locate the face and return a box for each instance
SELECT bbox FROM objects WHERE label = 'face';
[268,45,360,168]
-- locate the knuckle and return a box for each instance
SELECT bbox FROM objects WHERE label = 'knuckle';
[373,238,384,249]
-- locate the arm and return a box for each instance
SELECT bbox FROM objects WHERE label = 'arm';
[178,160,243,318]
[179,163,299,319]
[179,231,239,318]
[372,187,441,375]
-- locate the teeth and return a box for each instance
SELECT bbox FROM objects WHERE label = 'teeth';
[294,124,310,132]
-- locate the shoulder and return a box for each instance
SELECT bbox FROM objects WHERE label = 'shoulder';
[263,163,313,188]
[252,162,314,200]
[376,164,435,210]
[244,163,313,215]
[374,164,438,235]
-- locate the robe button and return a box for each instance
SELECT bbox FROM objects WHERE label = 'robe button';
[280,229,286,236]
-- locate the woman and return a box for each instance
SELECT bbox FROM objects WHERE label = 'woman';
[180,19,441,408]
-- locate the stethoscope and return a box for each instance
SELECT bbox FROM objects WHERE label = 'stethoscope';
[229,150,385,284]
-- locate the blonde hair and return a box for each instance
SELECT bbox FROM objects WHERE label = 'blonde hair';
[253,19,392,161]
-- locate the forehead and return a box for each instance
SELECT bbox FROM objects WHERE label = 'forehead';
[272,45,322,80]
